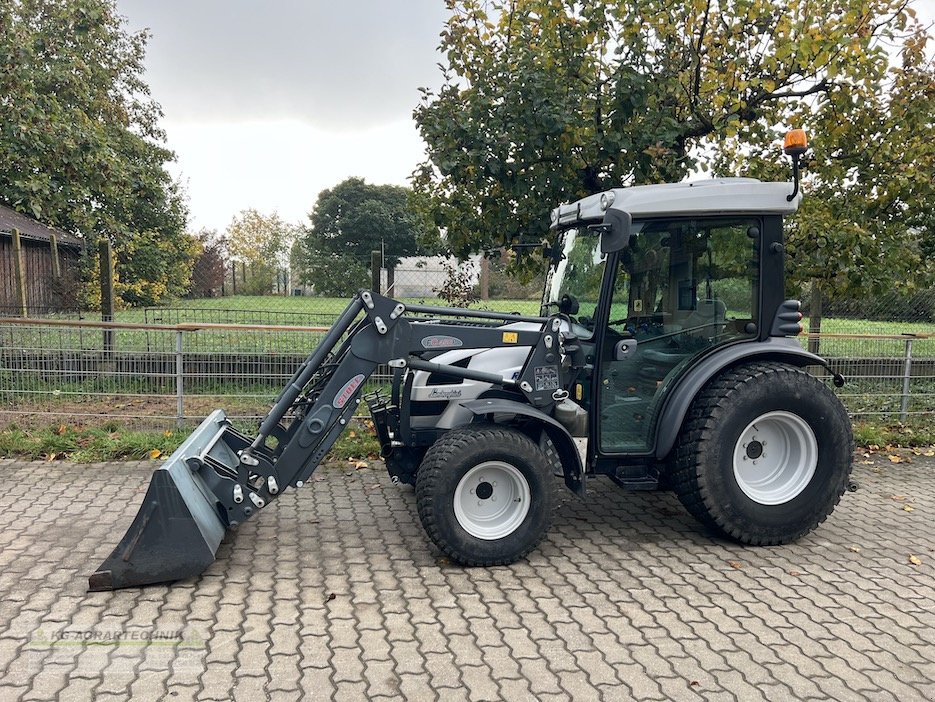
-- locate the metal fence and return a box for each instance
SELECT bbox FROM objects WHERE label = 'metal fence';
[1,316,932,431]
[818,334,935,420]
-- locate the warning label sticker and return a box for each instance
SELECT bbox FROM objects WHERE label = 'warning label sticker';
[534,365,560,392]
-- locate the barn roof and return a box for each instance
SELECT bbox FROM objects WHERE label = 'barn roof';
[0,204,84,249]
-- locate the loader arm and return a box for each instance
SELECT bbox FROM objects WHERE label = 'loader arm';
[90,291,568,591]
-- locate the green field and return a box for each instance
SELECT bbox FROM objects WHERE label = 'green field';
[112,295,543,324]
[2,295,933,358]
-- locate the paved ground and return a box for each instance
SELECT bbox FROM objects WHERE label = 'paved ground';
[0,452,932,702]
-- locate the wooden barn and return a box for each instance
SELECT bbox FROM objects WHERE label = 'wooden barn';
[0,204,84,315]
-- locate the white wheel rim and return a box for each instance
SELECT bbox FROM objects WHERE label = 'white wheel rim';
[732,411,818,505]
[453,461,531,540]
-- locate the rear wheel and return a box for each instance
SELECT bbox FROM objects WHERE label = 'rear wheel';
[416,425,555,565]
[672,362,853,545]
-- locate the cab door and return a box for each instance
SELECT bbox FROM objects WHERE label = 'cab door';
[595,217,762,454]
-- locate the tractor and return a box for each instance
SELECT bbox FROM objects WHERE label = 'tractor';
[90,130,853,590]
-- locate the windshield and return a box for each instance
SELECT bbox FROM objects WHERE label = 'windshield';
[540,228,606,327]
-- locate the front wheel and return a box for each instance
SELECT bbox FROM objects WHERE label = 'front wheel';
[672,362,853,545]
[416,425,555,565]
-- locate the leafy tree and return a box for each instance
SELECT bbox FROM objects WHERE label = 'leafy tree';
[487,250,540,299]
[413,0,934,302]
[0,0,189,306]
[189,229,228,298]
[718,22,935,338]
[226,209,296,296]
[299,178,438,296]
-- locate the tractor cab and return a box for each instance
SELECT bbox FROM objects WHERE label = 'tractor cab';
[543,179,799,461]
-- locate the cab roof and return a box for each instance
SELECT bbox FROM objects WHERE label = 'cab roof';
[551,178,800,228]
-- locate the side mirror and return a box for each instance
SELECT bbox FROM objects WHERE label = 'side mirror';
[598,209,631,253]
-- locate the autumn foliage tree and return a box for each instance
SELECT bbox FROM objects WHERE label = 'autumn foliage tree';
[413,0,935,303]
[714,14,935,329]
[189,230,228,298]
[0,0,190,306]
[226,210,296,296]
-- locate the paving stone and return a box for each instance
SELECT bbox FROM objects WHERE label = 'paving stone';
[0,456,929,702]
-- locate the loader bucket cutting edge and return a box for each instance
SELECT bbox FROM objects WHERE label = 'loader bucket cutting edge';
[89,411,232,591]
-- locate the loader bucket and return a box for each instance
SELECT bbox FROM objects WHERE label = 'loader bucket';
[89,411,233,591]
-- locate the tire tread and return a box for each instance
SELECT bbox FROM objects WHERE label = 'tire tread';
[671,362,853,545]
[416,424,556,565]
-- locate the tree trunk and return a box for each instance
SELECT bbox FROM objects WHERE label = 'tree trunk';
[807,279,822,355]
[479,256,490,300]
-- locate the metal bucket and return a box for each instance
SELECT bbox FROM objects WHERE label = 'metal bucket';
[88,410,236,591]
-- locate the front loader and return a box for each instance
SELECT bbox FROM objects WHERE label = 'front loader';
[91,131,854,590]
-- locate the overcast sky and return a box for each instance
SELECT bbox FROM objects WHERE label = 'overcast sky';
[117,0,935,235]
[116,0,449,233]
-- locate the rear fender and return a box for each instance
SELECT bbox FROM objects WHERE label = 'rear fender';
[459,398,585,497]
[653,338,835,460]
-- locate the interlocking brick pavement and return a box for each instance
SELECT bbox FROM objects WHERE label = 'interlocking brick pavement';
[0,452,932,701]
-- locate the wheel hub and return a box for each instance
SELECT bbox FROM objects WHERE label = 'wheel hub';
[732,411,818,505]
[475,481,494,500]
[453,461,531,540]
[745,440,764,460]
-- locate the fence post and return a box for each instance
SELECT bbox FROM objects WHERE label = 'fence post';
[479,256,490,301]
[807,280,821,355]
[99,240,115,353]
[371,250,382,293]
[11,228,28,317]
[900,336,914,423]
[49,232,61,279]
[176,330,185,429]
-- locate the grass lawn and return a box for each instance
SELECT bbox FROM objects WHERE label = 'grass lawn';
[111,295,544,325]
[3,294,933,357]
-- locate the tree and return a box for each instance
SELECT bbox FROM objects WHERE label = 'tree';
[299,178,438,296]
[226,209,296,296]
[413,0,935,296]
[711,8,935,341]
[189,229,228,298]
[0,0,190,306]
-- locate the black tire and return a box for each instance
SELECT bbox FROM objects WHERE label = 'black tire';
[671,362,853,545]
[415,425,556,565]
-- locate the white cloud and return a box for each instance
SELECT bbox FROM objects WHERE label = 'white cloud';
[116,0,448,233]
[118,0,447,129]
[165,118,426,232]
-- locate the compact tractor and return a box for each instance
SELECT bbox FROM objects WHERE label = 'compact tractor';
[91,131,853,590]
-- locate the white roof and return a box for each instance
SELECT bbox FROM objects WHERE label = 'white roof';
[552,178,800,227]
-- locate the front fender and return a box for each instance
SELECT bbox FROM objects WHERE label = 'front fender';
[654,337,835,460]
[459,398,585,497]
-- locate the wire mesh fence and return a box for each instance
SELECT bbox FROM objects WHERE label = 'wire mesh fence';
[818,335,935,420]
[1,317,932,431]
[0,320,330,429]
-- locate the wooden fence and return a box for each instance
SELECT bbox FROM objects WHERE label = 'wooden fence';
[0,228,82,316]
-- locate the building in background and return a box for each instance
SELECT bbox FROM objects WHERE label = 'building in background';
[0,205,83,315]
